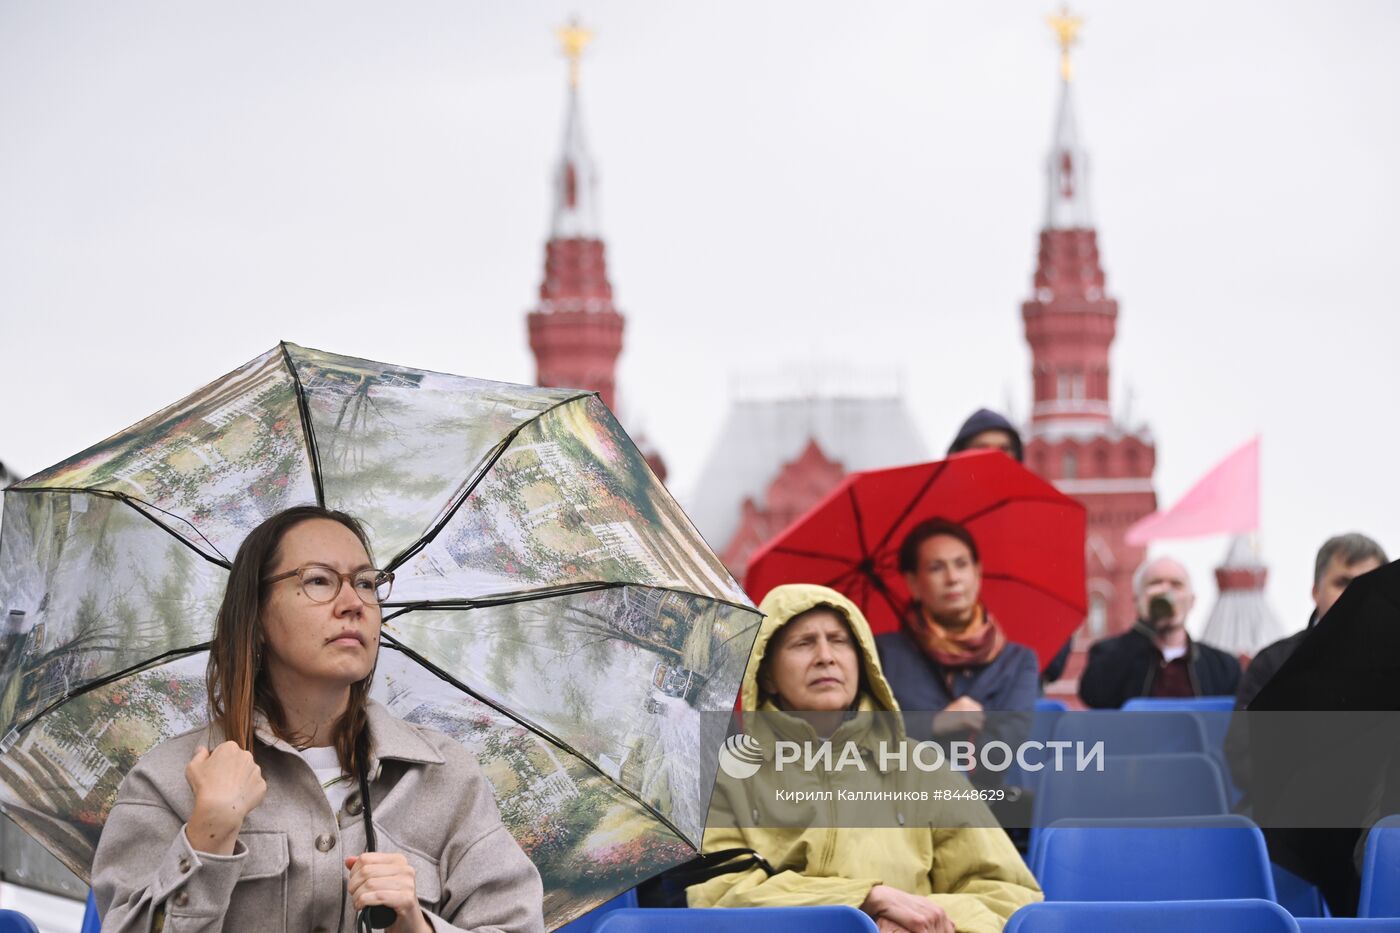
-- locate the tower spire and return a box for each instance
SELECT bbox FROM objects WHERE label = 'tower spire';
[528,18,624,413]
[551,18,598,238]
[1044,6,1092,230]
[1021,9,1158,657]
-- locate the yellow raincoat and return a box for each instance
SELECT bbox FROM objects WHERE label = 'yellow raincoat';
[688,585,1041,932]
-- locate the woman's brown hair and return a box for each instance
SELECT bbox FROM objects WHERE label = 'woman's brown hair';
[207,505,378,778]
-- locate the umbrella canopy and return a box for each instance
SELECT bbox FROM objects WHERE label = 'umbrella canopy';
[744,450,1086,667]
[1248,558,1400,914]
[0,342,760,928]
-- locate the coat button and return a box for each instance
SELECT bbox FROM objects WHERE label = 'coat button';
[315,833,336,853]
[177,857,191,873]
[173,892,190,908]
[345,795,363,817]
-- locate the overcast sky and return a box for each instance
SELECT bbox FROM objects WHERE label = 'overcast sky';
[2,1,1397,631]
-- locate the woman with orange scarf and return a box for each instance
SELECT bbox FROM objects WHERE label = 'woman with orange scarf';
[874,518,1039,785]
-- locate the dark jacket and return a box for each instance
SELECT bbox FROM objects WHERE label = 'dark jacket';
[1224,624,1310,808]
[875,628,1039,765]
[1078,624,1241,709]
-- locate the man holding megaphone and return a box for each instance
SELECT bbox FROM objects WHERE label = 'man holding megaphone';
[1078,556,1241,708]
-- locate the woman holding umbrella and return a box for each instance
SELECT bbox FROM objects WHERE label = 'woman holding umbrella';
[689,584,1040,932]
[90,506,543,933]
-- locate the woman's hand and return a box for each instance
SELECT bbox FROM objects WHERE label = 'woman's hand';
[184,741,267,855]
[861,884,954,933]
[876,919,915,933]
[931,696,985,736]
[346,853,431,933]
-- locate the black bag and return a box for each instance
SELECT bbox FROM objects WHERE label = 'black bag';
[635,848,777,908]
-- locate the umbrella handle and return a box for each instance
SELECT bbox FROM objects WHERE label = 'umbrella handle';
[356,737,399,932]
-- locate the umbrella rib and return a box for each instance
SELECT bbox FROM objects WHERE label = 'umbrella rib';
[848,485,870,555]
[380,581,762,623]
[6,644,211,741]
[280,342,326,508]
[376,634,695,846]
[385,392,596,573]
[4,487,231,569]
[870,460,949,553]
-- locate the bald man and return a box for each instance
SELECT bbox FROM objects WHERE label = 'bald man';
[1078,556,1241,709]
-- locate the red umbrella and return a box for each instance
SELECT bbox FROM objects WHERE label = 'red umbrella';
[744,450,1087,667]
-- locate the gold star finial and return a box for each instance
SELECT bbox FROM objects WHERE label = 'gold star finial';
[1046,6,1084,82]
[556,18,593,89]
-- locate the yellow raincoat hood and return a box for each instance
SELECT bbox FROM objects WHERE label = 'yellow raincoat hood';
[742,584,899,715]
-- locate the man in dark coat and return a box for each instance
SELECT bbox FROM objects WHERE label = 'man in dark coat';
[1223,533,1385,915]
[1079,556,1240,708]
[1232,533,1386,715]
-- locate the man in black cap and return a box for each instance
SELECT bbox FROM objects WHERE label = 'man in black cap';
[947,409,1024,462]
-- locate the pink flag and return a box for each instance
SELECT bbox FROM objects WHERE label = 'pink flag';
[1125,436,1260,546]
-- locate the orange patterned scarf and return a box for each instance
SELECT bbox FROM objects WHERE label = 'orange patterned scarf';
[904,603,1007,673]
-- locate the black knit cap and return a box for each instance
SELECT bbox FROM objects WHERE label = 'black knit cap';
[947,408,1024,463]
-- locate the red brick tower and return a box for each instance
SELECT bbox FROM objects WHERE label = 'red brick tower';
[527,21,624,412]
[1023,11,1157,657]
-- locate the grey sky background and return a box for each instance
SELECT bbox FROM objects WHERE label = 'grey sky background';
[1,1,1397,633]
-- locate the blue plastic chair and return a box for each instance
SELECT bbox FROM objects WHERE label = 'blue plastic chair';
[1004,703,1067,791]
[1122,696,1236,712]
[82,890,101,933]
[1050,710,1209,755]
[1033,753,1229,824]
[1360,814,1400,918]
[1032,815,1275,902]
[1029,753,1229,865]
[0,910,40,933]
[594,906,878,932]
[1273,861,1327,918]
[1005,899,1299,932]
[1298,921,1400,930]
[559,889,640,932]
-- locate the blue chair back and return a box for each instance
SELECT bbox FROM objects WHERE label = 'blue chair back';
[1298,921,1400,930]
[1034,753,1228,824]
[1051,710,1208,755]
[1005,704,1067,791]
[1005,899,1299,933]
[594,906,878,932]
[1272,861,1326,918]
[1030,753,1229,865]
[1360,814,1400,918]
[558,889,640,932]
[1033,815,1275,902]
[0,910,40,933]
[1122,696,1236,712]
[82,889,101,933]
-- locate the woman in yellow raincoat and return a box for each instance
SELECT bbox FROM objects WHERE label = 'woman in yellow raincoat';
[688,584,1040,933]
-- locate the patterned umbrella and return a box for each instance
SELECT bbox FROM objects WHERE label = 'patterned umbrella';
[0,343,759,928]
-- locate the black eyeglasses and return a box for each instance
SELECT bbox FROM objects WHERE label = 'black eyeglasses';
[263,564,394,606]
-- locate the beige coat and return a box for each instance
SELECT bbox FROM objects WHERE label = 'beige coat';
[92,700,543,933]
[688,585,1041,933]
